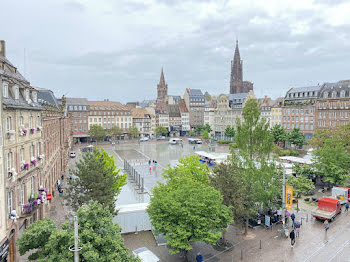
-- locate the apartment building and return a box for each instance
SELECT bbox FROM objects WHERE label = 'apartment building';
[270,98,284,127]
[131,108,152,137]
[183,88,205,129]
[204,100,216,132]
[167,104,181,135]
[316,81,350,129]
[177,99,190,136]
[1,40,44,261]
[282,86,320,140]
[88,100,132,136]
[66,97,89,143]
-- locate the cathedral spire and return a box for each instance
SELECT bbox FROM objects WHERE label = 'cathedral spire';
[159,67,165,85]
[234,40,241,65]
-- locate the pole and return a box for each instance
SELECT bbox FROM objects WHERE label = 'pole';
[74,216,79,262]
[282,166,286,229]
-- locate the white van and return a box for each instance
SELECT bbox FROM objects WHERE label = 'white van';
[132,247,160,262]
[69,152,76,158]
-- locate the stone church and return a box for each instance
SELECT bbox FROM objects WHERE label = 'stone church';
[229,41,254,94]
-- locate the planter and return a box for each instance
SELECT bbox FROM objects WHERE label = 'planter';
[30,128,35,134]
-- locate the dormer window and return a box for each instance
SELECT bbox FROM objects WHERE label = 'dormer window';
[14,86,19,100]
[332,91,337,98]
[25,89,30,101]
[32,91,37,103]
[323,92,328,98]
[3,82,8,98]
[340,90,346,98]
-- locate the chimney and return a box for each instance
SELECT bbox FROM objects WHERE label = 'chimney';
[0,40,5,57]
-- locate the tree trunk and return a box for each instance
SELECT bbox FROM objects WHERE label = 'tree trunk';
[222,230,227,245]
[245,218,248,235]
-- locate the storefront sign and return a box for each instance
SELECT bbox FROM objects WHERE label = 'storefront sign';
[285,185,293,210]
[0,239,9,261]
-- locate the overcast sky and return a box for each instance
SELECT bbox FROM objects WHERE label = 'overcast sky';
[1,0,350,103]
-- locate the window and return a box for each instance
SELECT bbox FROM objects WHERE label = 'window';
[30,145,34,159]
[14,86,19,100]
[37,115,41,126]
[29,116,33,129]
[79,126,82,131]
[305,124,309,130]
[310,124,313,130]
[32,91,37,102]
[3,83,8,98]
[78,106,82,110]
[121,123,123,128]
[37,142,40,156]
[332,91,337,98]
[6,117,12,131]
[19,116,24,127]
[20,184,25,205]
[7,152,12,171]
[340,90,346,98]
[25,89,30,101]
[8,191,13,213]
[31,176,34,194]
[20,148,24,163]
[74,106,78,110]
[323,92,328,99]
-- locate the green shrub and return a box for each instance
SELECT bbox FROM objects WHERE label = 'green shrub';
[278,149,300,156]
[217,140,231,144]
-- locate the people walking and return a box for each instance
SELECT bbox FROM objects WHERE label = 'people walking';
[290,229,296,248]
[294,221,301,237]
[345,202,349,213]
[196,252,203,262]
[291,212,295,227]
[324,220,329,235]
[149,159,151,166]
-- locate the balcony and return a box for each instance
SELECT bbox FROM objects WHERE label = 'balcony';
[20,202,39,217]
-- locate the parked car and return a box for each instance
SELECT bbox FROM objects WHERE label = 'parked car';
[156,136,166,140]
[132,247,160,262]
[69,152,76,158]
[139,137,149,142]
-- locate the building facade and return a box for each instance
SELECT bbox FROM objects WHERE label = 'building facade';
[1,40,44,261]
[270,98,284,127]
[229,41,253,94]
[282,86,320,140]
[88,100,132,136]
[316,81,350,129]
[66,98,89,143]
[131,108,152,137]
[183,88,205,129]
[167,104,181,135]
[177,99,190,136]
[204,100,216,133]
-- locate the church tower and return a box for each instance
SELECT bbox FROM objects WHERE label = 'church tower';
[157,67,168,105]
[229,41,253,94]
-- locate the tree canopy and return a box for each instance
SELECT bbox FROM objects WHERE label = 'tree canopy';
[155,126,168,136]
[17,201,139,262]
[88,125,106,141]
[109,126,123,138]
[287,128,305,148]
[65,148,127,214]
[224,126,235,140]
[128,126,139,138]
[202,130,209,140]
[270,124,287,143]
[287,175,315,210]
[148,156,232,255]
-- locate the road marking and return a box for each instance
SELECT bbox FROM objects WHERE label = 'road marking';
[326,239,350,262]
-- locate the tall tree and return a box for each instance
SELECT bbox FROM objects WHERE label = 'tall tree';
[224,126,235,140]
[194,125,204,135]
[270,124,287,145]
[287,175,315,210]
[313,138,350,185]
[155,126,168,136]
[65,148,127,214]
[88,124,106,141]
[17,201,139,262]
[203,124,212,133]
[109,126,123,139]
[202,130,209,140]
[231,98,281,234]
[128,125,139,138]
[287,128,305,148]
[148,156,232,256]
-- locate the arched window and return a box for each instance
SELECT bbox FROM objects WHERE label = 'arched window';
[332,91,337,98]
[323,92,328,98]
[340,90,346,98]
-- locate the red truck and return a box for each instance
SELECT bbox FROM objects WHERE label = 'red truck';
[311,198,341,221]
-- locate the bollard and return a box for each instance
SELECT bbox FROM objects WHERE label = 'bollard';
[241,249,243,260]
[138,174,141,188]
[141,177,144,193]
[260,240,261,249]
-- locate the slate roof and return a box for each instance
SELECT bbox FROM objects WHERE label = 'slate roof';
[66,97,89,106]
[131,108,150,118]
[167,104,181,117]
[37,88,59,108]
[88,100,126,111]
[285,85,321,100]
[319,80,350,98]
[177,99,189,113]
[0,55,29,84]
[187,89,204,97]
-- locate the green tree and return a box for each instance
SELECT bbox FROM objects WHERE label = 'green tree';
[308,128,332,149]
[88,124,106,141]
[287,128,305,148]
[203,124,212,133]
[155,126,168,136]
[17,201,139,262]
[189,130,196,136]
[128,125,139,138]
[287,175,315,210]
[148,156,232,256]
[224,126,235,140]
[65,148,127,214]
[313,138,350,185]
[202,130,209,140]
[194,125,204,135]
[109,126,123,139]
[270,124,287,145]
[232,98,281,234]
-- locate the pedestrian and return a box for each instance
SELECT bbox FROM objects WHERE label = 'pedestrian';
[289,229,296,248]
[61,174,64,181]
[149,159,151,166]
[324,220,329,235]
[149,166,152,174]
[295,222,301,237]
[291,212,295,227]
[154,161,158,170]
[196,252,203,262]
[345,202,349,213]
